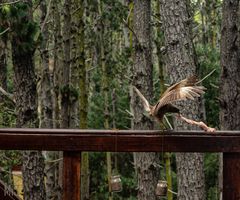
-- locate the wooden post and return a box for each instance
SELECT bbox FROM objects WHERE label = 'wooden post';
[63,151,81,200]
[223,153,240,200]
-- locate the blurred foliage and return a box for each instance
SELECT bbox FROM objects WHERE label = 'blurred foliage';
[204,153,219,200]
[89,152,137,199]
[0,1,40,53]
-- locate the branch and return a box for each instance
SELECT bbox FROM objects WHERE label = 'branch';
[0,0,21,6]
[196,69,216,84]
[40,0,52,32]
[122,18,140,45]
[0,27,10,36]
[0,86,15,103]
[164,115,173,130]
[126,3,133,24]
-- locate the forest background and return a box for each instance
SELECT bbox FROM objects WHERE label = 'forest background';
[0,0,236,200]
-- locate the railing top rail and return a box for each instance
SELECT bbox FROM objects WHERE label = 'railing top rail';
[0,128,239,152]
[0,128,239,135]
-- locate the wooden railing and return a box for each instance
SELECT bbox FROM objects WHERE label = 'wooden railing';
[0,128,239,200]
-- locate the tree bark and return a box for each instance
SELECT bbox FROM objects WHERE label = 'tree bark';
[61,0,71,129]
[52,0,62,130]
[70,2,79,130]
[12,17,46,200]
[219,0,240,130]
[72,0,90,199]
[219,1,240,199]
[131,1,160,200]
[0,39,7,102]
[39,1,58,200]
[159,0,205,199]
[97,2,113,199]
[51,1,64,199]
[40,0,53,129]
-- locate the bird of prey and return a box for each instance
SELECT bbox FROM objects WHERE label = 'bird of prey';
[133,76,215,132]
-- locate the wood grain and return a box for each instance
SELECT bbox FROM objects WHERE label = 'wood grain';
[0,129,239,152]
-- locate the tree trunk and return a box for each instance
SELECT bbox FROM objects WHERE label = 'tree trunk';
[0,36,9,130]
[72,0,90,199]
[131,1,160,200]
[39,1,57,200]
[61,0,71,129]
[0,39,7,102]
[51,1,65,199]
[40,0,53,129]
[219,0,240,130]
[13,49,46,200]
[49,2,65,200]
[12,19,46,200]
[219,1,240,199]
[159,0,205,199]
[52,0,62,130]
[97,1,113,199]
[10,1,46,200]
[153,2,173,199]
[70,2,79,130]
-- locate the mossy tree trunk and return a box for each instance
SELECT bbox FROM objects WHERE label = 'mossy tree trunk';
[97,1,112,199]
[72,0,90,199]
[51,1,64,199]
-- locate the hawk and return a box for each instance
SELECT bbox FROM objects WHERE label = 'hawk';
[133,76,215,132]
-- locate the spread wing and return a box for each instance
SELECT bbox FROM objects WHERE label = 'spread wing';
[133,86,151,112]
[154,76,205,113]
[161,76,198,97]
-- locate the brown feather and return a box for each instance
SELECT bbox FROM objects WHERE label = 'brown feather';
[153,76,205,117]
[133,76,206,122]
[160,75,198,98]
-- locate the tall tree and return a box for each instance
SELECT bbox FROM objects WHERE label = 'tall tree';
[61,0,71,129]
[153,1,173,199]
[159,0,205,199]
[51,1,65,199]
[9,1,46,199]
[97,1,113,199]
[131,1,160,200]
[72,0,89,199]
[219,1,240,199]
[39,0,53,129]
[52,0,62,130]
[219,0,240,130]
[39,1,57,200]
